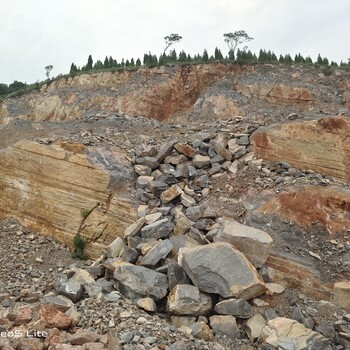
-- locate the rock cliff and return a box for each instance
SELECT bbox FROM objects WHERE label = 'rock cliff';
[1,63,349,125]
[0,140,138,258]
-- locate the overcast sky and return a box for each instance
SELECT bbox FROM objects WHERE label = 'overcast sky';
[0,0,349,84]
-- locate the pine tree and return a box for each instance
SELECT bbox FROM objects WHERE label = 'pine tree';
[104,56,109,68]
[130,58,135,66]
[178,50,187,62]
[202,49,209,62]
[214,47,224,60]
[136,58,141,66]
[70,63,78,74]
[87,55,93,70]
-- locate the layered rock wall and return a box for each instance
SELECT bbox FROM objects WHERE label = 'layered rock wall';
[252,116,350,181]
[0,140,138,257]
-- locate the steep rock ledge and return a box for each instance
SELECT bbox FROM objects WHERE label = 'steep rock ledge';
[0,140,138,258]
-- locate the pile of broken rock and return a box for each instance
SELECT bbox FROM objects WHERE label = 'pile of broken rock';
[1,135,350,349]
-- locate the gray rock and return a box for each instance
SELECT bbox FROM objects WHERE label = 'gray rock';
[140,239,173,267]
[191,321,214,341]
[94,278,114,293]
[246,314,266,341]
[192,155,211,169]
[141,218,175,239]
[236,135,250,145]
[214,219,273,268]
[135,157,159,170]
[187,165,198,178]
[210,315,240,339]
[155,140,177,163]
[120,246,139,263]
[124,217,146,238]
[167,261,191,290]
[167,284,212,316]
[54,276,84,303]
[214,298,253,318]
[106,237,125,258]
[181,193,196,207]
[178,242,266,299]
[186,206,203,221]
[146,180,169,196]
[40,295,74,312]
[136,175,154,189]
[113,259,168,300]
[316,320,336,340]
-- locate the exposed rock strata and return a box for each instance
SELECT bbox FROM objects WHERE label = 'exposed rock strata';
[0,140,138,257]
[252,116,350,181]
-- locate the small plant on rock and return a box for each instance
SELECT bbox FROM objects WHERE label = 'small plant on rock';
[72,234,87,260]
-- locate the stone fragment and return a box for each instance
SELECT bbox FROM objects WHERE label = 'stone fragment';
[214,298,253,318]
[331,281,350,311]
[38,304,72,329]
[178,242,266,299]
[140,239,173,267]
[212,142,232,161]
[136,297,157,312]
[228,160,239,175]
[155,140,177,163]
[214,219,273,268]
[136,175,154,189]
[12,307,32,326]
[146,180,168,196]
[167,284,212,316]
[139,145,157,158]
[181,193,196,207]
[65,307,81,326]
[54,276,85,303]
[123,217,146,238]
[175,143,196,158]
[209,315,240,339]
[236,134,250,145]
[167,261,191,290]
[144,212,163,224]
[134,164,152,176]
[174,208,192,236]
[106,237,125,258]
[41,295,74,312]
[192,155,210,169]
[160,184,183,203]
[260,317,332,350]
[266,283,286,295]
[165,154,188,165]
[68,329,99,345]
[186,206,203,221]
[245,314,266,341]
[191,321,214,341]
[113,259,168,300]
[135,157,159,170]
[140,218,174,239]
[120,246,139,263]
[170,235,201,254]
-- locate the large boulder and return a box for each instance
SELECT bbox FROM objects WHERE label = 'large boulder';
[178,242,266,299]
[112,259,168,300]
[214,219,273,268]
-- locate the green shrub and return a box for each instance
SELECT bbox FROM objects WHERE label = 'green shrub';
[72,234,87,260]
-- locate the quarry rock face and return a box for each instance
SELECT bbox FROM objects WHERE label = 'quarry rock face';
[1,64,348,125]
[252,116,350,181]
[0,140,138,258]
